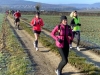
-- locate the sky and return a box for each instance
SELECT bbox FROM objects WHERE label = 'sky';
[26,0,100,4]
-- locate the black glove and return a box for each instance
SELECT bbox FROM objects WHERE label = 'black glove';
[77,23,81,26]
[33,24,36,26]
[33,21,38,26]
[58,38,63,43]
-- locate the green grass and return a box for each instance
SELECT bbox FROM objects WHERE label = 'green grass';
[79,16,100,45]
[0,13,4,32]
[0,16,34,75]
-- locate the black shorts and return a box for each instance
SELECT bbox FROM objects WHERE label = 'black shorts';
[33,30,41,34]
[15,18,20,23]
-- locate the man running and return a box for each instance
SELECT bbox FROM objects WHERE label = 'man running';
[13,10,21,30]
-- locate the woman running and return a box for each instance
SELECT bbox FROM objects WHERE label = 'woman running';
[51,15,73,75]
[70,11,81,51]
[30,12,44,51]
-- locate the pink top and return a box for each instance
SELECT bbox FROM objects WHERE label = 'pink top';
[30,17,44,31]
[51,24,73,48]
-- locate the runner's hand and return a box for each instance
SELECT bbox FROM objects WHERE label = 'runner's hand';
[58,38,63,43]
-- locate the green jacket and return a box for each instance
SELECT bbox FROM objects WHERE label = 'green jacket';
[73,17,81,31]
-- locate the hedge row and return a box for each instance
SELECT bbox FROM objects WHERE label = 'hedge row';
[20,11,100,16]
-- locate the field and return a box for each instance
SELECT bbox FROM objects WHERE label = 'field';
[22,14,100,47]
[0,13,4,31]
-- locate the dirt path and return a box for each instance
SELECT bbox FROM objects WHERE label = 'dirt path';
[7,16,84,75]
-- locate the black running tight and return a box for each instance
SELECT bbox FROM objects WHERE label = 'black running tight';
[57,45,69,74]
[71,31,80,46]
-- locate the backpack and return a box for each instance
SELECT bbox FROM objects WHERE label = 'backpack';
[58,25,72,37]
[58,25,61,35]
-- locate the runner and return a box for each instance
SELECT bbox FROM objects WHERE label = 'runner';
[5,10,9,17]
[30,12,44,51]
[70,10,81,51]
[13,10,21,30]
[51,15,73,75]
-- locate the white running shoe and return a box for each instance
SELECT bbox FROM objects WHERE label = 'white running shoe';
[77,47,80,51]
[36,47,39,51]
[55,69,60,75]
[33,43,36,48]
[69,44,72,49]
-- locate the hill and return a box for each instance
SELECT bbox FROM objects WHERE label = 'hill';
[0,0,100,11]
[0,0,78,11]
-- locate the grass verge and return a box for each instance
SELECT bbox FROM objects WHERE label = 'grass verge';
[0,16,34,75]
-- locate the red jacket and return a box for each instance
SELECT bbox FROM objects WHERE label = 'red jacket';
[30,17,44,31]
[14,12,21,18]
[51,24,73,48]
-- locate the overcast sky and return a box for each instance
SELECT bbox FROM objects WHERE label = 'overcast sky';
[26,0,100,4]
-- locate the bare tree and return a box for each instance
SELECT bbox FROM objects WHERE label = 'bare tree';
[35,3,41,12]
